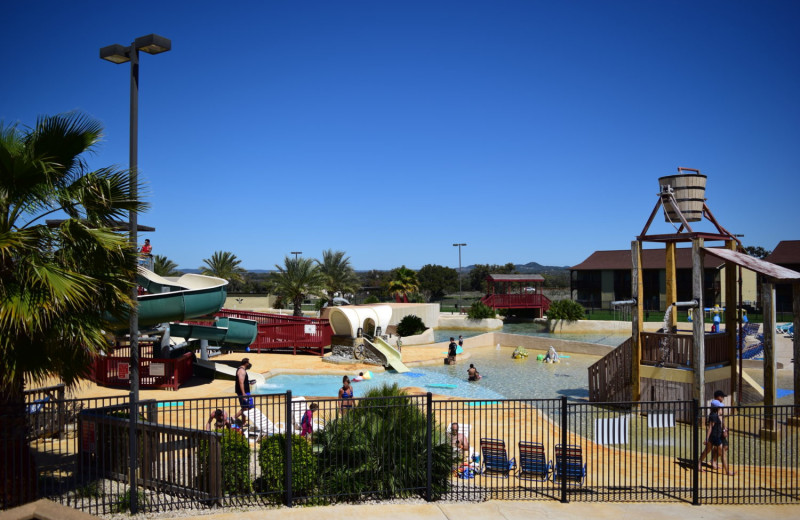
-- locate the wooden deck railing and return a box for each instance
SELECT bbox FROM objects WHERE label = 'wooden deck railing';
[216,309,332,355]
[641,332,729,366]
[588,337,633,402]
[90,352,194,390]
[480,293,552,310]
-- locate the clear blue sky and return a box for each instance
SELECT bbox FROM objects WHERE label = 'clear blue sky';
[3,1,798,270]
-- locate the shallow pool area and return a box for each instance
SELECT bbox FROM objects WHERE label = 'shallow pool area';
[434,324,629,347]
[256,346,598,401]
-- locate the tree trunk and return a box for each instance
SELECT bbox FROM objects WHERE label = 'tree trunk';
[293,297,303,317]
[0,375,37,508]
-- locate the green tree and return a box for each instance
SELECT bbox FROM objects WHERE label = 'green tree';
[315,383,456,500]
[317,249,359,305]
[417,264,458,301]
[152,254,182,277]
[200,251,246,286]
[270,256,327,316]
[386,265,420,302]
[0,113,144,507]
[468,263,516,292]
[743,245,771,259]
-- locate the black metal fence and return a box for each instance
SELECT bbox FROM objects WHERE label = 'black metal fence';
[3,391,799,514]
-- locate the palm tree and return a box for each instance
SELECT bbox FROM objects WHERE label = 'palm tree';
[153,254,182,277]
[317,249,359,305]
[200,251,246,285]
[0,112,144,507]
[270,256,327,316]
[387,265,420,302]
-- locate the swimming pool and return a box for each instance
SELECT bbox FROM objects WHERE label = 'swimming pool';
[434,325,629,346]
[256,347,598,401]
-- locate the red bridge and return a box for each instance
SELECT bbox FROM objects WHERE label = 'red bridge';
[480,274,551,317]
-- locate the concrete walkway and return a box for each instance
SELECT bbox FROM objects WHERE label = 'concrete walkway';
[157,500,797,520]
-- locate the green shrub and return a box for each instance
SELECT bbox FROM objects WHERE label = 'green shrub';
[257,434,318,498]
[396,315,426,337]
[547,299,585,322]
[314,383,456,500]
[467,301,496,320]
[363,295,380,304]
[201,429,252,495]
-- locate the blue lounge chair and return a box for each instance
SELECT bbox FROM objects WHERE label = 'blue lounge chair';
[553,444,586,486]
[480,438,516,478]
[517,441,551,483]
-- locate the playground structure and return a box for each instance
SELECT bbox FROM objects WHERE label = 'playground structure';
[589,168,800,435]
[92,267,260,390]
[480,274,552,317]
[327,305,410,373]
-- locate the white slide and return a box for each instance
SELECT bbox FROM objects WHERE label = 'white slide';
[364,336,410,373]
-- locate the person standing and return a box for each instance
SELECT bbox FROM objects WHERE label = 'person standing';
[234,358,253,425]
[458,335,464,350]
[338,375,354,413]
[447,337,458,364]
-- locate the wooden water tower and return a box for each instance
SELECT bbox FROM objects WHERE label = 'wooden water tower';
[633,167,741,408]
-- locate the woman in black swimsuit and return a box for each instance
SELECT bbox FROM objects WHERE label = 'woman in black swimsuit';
[338,375,354,412]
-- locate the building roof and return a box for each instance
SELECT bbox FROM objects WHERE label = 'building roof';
[703,247,800,282]
[571,248,726,271]
[487,274,545,282]
[764,240,800,266]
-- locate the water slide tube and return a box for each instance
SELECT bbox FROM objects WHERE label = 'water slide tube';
[109,268,257,347]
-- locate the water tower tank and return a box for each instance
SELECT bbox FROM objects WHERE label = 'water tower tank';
[658,170,707,222]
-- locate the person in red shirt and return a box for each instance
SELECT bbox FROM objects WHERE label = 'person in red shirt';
[140,238,153,256]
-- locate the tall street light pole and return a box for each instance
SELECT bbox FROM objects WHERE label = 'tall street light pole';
[291,251,302,261]
[100,34,170,514]
[453,243,467,314]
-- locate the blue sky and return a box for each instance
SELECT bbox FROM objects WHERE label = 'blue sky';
[3,1,799,270]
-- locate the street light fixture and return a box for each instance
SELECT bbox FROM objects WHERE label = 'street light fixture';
[100,33,170,514]
[453,243,467,313]
[291,251,302,261]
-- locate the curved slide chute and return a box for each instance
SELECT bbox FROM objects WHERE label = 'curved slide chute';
[363,336,410,373]
[109,268,257,349]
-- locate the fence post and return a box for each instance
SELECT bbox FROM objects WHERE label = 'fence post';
[560,396,568,503]
[426,392,433,502]
[692,398,700,506]
[285,391,293,507]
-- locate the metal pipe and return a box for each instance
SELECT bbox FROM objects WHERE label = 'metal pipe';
[611,299,637,306]
[672,299,699,308]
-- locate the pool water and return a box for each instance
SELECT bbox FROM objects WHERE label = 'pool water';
[434,324,629,346]
[256,347,598,401]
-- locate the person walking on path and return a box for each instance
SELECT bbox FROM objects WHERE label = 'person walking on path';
[234,358,253,426]
[698,402,735,476]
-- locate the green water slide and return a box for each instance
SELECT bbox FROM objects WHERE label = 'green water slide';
[110,268,257,347]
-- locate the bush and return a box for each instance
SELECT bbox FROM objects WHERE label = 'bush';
[199,429,253,495]
[467,301,496,320]
[257,434,318,498]
[314,383,456,500]
[547,299,585,322]
[396,314,426,337]
[363,295,380,304]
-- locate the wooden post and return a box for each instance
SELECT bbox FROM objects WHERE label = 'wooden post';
[760,281,778,439]
[665,242,677,330]
[692,238,705,404]
[790,281,800,427]
[725,239,738,402]
[631,240,644,401]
